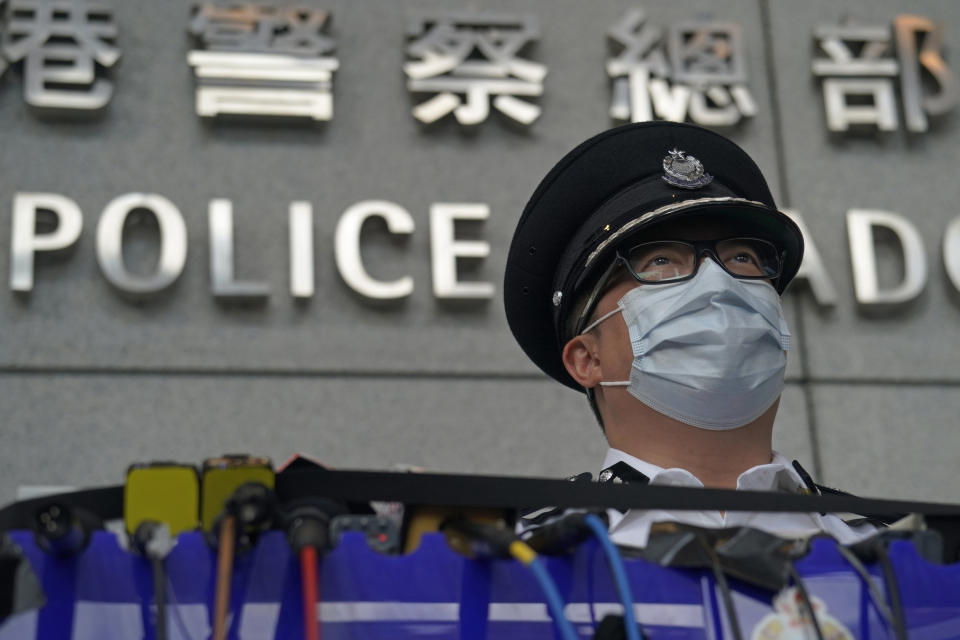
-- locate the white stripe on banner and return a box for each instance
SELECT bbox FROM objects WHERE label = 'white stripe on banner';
[702,576,718,640]
[317,601,704,627]
[4,599,706,638]
[167,604,211,640]
[570,603,705,628]
[320,602,460,622]
[633,603,704,628]
[488,602,550,622]
[75,602,214,640]
[238,604,281,640]
[0,610,38,640]
[72,602,142,640]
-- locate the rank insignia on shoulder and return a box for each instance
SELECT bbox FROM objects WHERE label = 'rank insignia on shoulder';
[597,462,650,485]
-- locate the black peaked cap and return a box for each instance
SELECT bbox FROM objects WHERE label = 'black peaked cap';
[504,121,804,391]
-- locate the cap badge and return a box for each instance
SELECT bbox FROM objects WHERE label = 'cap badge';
[662,149,713,189]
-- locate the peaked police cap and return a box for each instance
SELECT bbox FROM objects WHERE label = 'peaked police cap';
[503,122,804,391]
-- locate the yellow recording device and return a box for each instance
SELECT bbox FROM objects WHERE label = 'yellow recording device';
[124,462,201,537]
[200,455,274,532]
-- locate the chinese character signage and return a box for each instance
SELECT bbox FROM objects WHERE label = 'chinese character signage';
[812,14,958,132]
[606,8,756,126]
[187,3,338,121]
[3,3,958,139]
[0,0,119,115]
[404,12,547,127]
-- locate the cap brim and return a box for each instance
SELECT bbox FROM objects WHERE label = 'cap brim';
[577,200,803,294]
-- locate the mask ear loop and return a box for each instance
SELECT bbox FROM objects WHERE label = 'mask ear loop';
[580,299,631,389]
[569,256,627,434]
[580,306,622,335]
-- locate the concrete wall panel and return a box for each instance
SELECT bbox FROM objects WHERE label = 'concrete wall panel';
[812,383,960,502]
[770,0,960,381]
[0,374,810,502]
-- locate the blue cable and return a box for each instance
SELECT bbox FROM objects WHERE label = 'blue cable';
[526,555,580,640]
[583,513,642,640]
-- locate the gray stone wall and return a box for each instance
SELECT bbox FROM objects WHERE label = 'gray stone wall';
[0,0,957,503]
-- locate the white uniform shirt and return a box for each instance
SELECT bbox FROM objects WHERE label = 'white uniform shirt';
[601,448,878,548]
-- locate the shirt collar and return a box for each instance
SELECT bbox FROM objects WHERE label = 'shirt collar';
[600,448,807,493]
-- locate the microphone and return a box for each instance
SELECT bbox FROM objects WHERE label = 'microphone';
[124,461,201,640]
[200,455,276,640]
[32,503,96,557]
[283,499,346,640]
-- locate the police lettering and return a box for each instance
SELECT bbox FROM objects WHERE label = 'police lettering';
[9,193,494,302]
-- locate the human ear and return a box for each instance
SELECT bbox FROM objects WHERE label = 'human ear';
[561,334,603,388]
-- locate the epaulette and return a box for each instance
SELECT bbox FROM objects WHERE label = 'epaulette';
[791,460,902,527]
[597,461,651,485]
[517,471,592,526]
[518,463,652,528]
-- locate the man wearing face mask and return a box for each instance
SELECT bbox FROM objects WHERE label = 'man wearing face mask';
[504,121,878,547]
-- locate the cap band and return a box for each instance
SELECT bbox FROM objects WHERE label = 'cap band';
[583,196,765,269]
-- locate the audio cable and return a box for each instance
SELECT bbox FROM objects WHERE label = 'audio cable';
[786,563,825,640]
[835,544,894,628]
[508,540,579,640]
[442,518,579,640]
[874,542,908,640]
[212,512,236,640]
[697,533,744,640]
[132,522,177,640]
[212,483,276,640]
[284,500,345,640]
[582,514,642,640]
[300,545,320,640]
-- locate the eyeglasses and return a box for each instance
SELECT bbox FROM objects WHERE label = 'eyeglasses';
[572,237,783,335]
[616,238,783,284]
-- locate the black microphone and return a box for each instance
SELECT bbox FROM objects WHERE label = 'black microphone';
[32,503,97,557]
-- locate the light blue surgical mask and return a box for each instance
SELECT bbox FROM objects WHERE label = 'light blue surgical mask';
[582,259,791,430]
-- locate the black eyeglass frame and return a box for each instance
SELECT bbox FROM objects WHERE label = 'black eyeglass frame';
[618,237,784,285]
[571,237,786,336]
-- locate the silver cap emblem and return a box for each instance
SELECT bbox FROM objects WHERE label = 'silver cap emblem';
[662,149,713,189]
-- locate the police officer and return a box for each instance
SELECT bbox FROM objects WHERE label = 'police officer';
[504,121,876,547]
